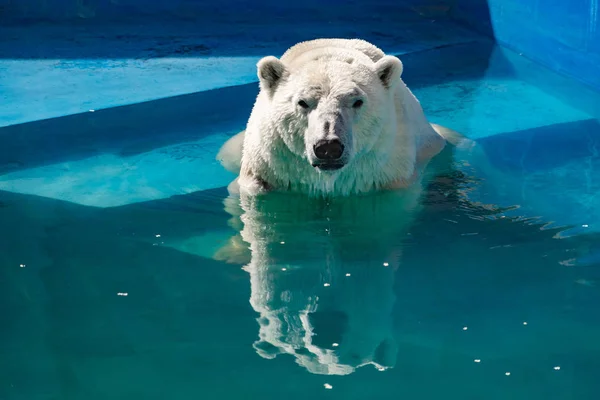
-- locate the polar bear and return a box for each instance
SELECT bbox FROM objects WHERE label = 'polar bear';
[217,38,462,197]
[207,38,475,375]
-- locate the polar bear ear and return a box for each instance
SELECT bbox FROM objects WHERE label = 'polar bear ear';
[257,56,288,95]
[374,56,403,89]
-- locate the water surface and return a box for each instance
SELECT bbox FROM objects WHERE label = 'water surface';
[2,41,600,399]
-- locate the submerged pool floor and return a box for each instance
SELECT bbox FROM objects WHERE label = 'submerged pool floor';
[2,8,600,400]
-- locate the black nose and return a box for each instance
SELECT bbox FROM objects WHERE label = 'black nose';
[314,139,344,160]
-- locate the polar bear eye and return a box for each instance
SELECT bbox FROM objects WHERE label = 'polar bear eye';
[297,100,310,109]
[352,99,364,108]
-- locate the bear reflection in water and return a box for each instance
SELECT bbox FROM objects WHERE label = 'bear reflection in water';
[214,177,430,375]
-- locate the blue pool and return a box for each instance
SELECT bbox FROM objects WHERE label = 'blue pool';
[1,1,600,399]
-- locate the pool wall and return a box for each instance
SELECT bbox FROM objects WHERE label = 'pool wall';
[1,0,600,234]
[451,0,600,92]
[1,0,599,91]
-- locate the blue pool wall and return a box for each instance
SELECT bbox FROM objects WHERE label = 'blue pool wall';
[450,0,600,92]
[1,0,600,236]
[1,0,599,91]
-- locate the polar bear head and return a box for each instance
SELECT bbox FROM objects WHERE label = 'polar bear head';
[255,50,403,173]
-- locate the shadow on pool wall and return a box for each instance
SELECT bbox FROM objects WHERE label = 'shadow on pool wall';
[2,0,599,91]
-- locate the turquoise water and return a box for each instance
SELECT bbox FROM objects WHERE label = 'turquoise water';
[2,39,600,399]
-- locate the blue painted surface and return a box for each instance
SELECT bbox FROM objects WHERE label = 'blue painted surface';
[1,1,600,399]
[449,0,600,91]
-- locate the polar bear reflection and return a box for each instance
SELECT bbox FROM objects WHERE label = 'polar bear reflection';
[216,181,425,375]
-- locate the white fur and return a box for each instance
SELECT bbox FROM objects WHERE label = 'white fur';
[218,38,447,197]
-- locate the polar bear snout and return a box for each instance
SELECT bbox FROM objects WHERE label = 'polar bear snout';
[307,110,352,171]
[314,139,344,160]
[311,138,347,170]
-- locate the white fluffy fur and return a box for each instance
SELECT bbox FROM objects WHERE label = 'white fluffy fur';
[217,38,448,196]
